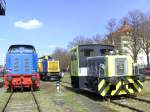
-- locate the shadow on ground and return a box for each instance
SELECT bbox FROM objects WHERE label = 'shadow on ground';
[5,87,40,93]
[63,84,131,102]
[63,85,106,101]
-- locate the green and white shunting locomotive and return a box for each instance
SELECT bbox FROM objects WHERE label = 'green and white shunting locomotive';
[70,44,145,97]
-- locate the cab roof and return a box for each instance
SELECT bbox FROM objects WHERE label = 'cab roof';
[71,44,114,51]
[8,44,36,51]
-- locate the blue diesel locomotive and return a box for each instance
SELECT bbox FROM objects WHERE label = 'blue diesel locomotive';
[4,45,40,91]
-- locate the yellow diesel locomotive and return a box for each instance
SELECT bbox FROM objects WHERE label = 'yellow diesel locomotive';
[38,56,61,81]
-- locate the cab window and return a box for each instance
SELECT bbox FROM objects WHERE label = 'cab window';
[100,49,112,55]
[80,49,94,57]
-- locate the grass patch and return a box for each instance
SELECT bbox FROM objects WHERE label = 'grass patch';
[138,81,150,96]
[35,81,89,112]
[0,89,11,111]
[0,77,4,82]
[61,72,70,82]
[61,91,89,112]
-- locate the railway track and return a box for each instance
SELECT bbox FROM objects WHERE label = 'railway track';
[110,100,144,112]
[127,96,150,103]
[110,95,150,112]
[2,91,41,112]
[61,79,150,112]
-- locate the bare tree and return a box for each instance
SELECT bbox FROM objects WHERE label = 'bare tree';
[68,36,93,48]
[105,18,117,45]
[120,16,129,26]
[52,48,71,71]
[125,10,145,62]
[92,34,105,44]
[139,17,150,66]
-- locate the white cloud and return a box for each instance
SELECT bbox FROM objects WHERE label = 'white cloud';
[14,19,43,30]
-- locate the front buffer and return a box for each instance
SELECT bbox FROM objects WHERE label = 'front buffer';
[4,74,40,91]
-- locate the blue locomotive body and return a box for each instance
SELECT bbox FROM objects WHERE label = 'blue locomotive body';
[4,45,40,91]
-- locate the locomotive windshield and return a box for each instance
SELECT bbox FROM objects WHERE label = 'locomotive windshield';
[80,49,94,57]
[8,45,36,53]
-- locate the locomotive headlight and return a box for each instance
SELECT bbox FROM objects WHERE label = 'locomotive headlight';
[8,76,12,82]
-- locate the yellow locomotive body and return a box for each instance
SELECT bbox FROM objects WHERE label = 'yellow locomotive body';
[38,56,61,81]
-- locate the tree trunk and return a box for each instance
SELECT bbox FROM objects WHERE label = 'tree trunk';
[134,55,137,63]
[146,52,150,66]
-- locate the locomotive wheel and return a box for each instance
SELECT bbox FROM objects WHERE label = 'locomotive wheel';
[71,77,79,88]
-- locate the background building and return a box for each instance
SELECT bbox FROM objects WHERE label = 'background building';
[107,21,149,65]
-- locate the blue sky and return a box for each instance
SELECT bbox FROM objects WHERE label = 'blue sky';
[0,0,150,63]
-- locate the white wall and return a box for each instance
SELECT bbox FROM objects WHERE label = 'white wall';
[137,50,147,65]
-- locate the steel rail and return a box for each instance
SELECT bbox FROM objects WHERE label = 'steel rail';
[31,91,41,112]
[2,92,13,112]
[110,100,144,112]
